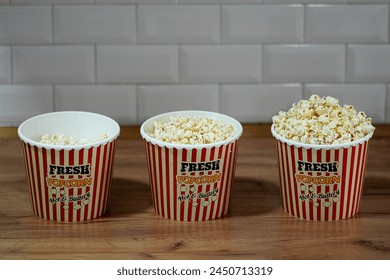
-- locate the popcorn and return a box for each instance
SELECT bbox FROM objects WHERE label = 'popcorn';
[148,115,235,145]
[40,133,109,146]
[272,94,375,145]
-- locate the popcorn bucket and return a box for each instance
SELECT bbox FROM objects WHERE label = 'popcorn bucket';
[18,111,120,222]
[271,125,373,221]
[140,111,243,221]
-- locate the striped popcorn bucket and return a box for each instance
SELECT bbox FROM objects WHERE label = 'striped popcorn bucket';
[141,111,243,222]
[271,125,374,221]
[18,111,120,222]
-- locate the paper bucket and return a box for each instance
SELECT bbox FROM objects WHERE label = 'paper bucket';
[18,111,120,222]
[272,124,373,221]
[140,111,243,222]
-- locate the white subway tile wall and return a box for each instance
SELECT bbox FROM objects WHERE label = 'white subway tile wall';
[13,46,95,84]
[138,5,219,44]
[0,1,390,126]
[97,46,178,83]
[0,47,11,84]
[180,45,261,83]
[54,85,137,124]
[53,6,136,44]
[0,85,53,124]
[263,45,345,83]
[138,85,219,122]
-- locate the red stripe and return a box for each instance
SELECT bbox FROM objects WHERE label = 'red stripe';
[173,148,178,221]
[88,147,97,220]
[180,149,188,221]
[194,148,207,221]
[157,146,165,218]
[67,149,74,222]
[97,145,108,219]
[165,147,171,220]
[205,146,216,221]
[77,149,85,222]
[274,140,284,214]
[41,148,50,221]
[297,147,306,220]
[186,149,197,221]
[281,143,291,217]
[33,146,44,220]
[49,149,57,221]
[325,149,331,221]
[227,141,239,217]
[215,145,228,219]
[59,149,66,222]
[224,142,237,218]
[356,141,369,214]
[220,143,234,219]
[346,146,356,219]
[339,148,349,220]
[316,149,322,221]
[350,144,361,217]
[284,143,294,218]
[306,148,314,220]
[212,145,224,219]
[149,142,158,215]
[23,144,36,216]
[332,149,340,221]
[150,143,158,215]
[105,141,116,215]
[144,142,154,213]
[290,144,298,218]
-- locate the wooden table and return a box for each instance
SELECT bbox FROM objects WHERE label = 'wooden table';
[1,125,389,260]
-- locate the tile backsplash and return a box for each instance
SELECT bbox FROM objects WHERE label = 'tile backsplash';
[0,1,390,126]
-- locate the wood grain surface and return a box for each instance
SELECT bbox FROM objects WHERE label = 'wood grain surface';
[0,125,389,260]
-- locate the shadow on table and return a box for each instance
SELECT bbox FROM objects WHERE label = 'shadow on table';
[229,177,281,217]
[108,176,282,218]
[109,177,152,217]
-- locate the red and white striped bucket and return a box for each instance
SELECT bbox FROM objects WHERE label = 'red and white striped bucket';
[271,125,373,221]
[18,111,120,222]
[141,111,243,222]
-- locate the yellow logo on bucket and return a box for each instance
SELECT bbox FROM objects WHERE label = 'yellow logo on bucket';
[176,160,221,207]
[296,160,341,208]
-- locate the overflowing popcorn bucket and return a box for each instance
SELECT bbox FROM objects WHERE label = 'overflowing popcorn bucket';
[140,111,243,221]
[18,111,120,222]
[271,95,375,221]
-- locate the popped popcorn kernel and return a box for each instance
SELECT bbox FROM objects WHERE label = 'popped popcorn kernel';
[148,115,235,145]
[40,133,109,146]
[272,94,375,145]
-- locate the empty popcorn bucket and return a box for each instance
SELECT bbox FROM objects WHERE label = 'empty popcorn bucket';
[140,111,243,222]
[271,125,374,221]
[18,111,120,222]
